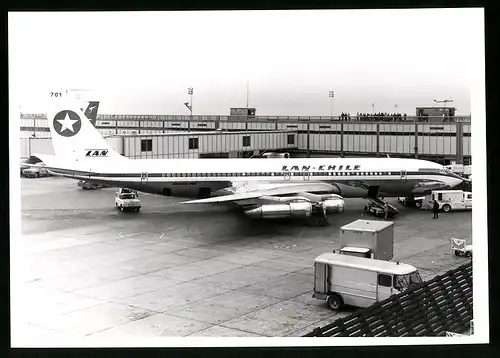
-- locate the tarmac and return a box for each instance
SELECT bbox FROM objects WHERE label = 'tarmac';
[13,175,473,342]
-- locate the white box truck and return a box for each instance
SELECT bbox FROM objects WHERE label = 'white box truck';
[312,253,422,311]
[338,220,394,261]
[430,190,472,212]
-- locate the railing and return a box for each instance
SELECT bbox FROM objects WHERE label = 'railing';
[20,113,472,123]
[302,261,472,337]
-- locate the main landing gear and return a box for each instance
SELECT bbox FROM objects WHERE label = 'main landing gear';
[310,203,329,226]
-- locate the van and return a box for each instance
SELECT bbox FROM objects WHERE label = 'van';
[431,190,472,212]
[312,253,422,310]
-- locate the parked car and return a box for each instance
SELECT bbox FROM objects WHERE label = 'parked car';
[78,180,108,190]
[20,156,42,176]
[22,165,50,178]
[115,188,141,212]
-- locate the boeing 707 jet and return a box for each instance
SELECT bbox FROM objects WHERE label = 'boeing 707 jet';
[34,92,464,222]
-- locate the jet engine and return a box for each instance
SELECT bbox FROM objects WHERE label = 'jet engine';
[243,196,345,219]
[321,198,345,213]
[244,202,313,219]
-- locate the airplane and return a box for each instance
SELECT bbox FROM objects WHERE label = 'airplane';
[34,93,464,222]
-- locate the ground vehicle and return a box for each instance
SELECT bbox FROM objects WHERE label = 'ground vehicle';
[398,196,426,208]
[363,197,398,218]
[338,219,394,260]
[451,238,472,258]
[430,190,472,212]
[20,156,43,176]
[115,188,141,212]
[78,180,108,190]
[22,165,50,178]
[312,253,421,310]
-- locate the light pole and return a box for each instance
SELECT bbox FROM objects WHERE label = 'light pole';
[372,102,375,114]
[28,134,34,157]
[329,90,334,117]
[184,87,194,132]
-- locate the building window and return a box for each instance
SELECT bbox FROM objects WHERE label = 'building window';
[287,134,295,145]
[189,138,199,150]
[141,139,152,152]
[378,274,392,287]
[242,136,251,147]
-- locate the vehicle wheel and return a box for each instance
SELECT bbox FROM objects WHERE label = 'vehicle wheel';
[92,184,97,189]
[327,294,343,311]
[136,208,140,212]
[443,204,451,212]
[465,251,472,258]
[454,250,460,256]
[35,172,39,178]
[415,201,422,209]
[120,206,124,212]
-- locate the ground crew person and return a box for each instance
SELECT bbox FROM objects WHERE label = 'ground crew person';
[433,200,439,219]
[384,203,389,219]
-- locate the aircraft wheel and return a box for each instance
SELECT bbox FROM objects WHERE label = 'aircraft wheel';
[327,294,343,311]
[35,172,39,178]
[443,204,451,212]
[415,201,422,209]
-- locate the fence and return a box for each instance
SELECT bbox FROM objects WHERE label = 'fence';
[302,261,473,337]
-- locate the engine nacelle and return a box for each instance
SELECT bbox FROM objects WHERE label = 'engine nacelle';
[322,198,345,213]
[244,202,313,219]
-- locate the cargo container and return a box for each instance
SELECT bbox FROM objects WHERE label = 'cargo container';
[338,219,394,261]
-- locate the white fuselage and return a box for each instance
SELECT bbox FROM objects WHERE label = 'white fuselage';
[46,156,463,199]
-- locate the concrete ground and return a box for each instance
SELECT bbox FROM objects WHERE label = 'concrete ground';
[13,176,473,342]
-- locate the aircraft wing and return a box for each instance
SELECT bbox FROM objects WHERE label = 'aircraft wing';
[181,182,339,204]
[411,180,456,194]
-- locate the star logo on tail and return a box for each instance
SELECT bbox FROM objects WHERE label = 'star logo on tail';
[53,110,82,137]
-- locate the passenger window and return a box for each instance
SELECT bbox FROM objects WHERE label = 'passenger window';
[377,273,392,287]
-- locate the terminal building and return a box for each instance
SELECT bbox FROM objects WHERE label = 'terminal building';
[19,107,471,165]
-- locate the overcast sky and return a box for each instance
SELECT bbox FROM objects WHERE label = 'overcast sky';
[9,9,483,116]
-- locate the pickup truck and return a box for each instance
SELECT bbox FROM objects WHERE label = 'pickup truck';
[115,189,141,212]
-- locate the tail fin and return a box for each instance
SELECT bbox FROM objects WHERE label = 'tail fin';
[46,90,126,162]
[80,101,99,127]
[82,101,100,127]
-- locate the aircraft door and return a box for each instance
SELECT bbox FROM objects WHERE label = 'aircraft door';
[283,170,291,181]
[140,172,148,183]
[303,170,310,181]
[400,170,407,183]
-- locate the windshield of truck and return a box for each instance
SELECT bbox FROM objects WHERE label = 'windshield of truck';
[394,271,422,291]
[120,194,135,199]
